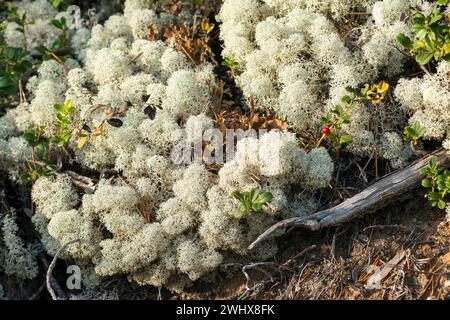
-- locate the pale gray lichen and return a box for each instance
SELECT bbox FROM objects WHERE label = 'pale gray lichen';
[1,210,38,280]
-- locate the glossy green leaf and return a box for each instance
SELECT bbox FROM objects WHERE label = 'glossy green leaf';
[415,52,433,65]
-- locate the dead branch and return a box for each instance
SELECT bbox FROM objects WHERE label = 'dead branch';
[46,239,80,300]
[249,148,450,250]
[39,254,67,300]
[62,170,97,192]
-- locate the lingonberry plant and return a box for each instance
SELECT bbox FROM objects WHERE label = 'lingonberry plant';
[35,16,70,62]
[50,16,70,51]
[51,99,76,149]
[22,126,54,183]
[0,44,33,97]
[421,158,450,210]
[22,100,76,182]
[318,82,389,151]
[0,19,33,97]
[397,7,450,65]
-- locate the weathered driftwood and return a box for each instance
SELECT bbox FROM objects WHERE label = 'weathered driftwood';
[248,149,449,250]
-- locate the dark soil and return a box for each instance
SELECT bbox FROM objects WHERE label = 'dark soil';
[178,191,450,300]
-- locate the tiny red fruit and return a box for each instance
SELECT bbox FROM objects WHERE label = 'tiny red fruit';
[322,127,330,135]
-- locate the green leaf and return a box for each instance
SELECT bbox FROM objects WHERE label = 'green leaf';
[4,47,17,60]
[438,200,446,210]
[397,33,413,49]
[429,12,444,25]
[20,60,33,69]
[428,192,441,201]
[415,52,433,65]
[231,191,244,202]
[252,202,263,212]
[234,206,247,219]
[256,192,273,204]
[345,86,356,93]
[66,106,76,114]
[53,103,63,112]
[339,133,353,145]
[429,158,437,170]
[416,29,428,40]
[412,121,425,137]
[249,188,257,202]
[35,45,49,55]
[0,76,13,89]
[421,179,432,189]
[50,136,62,144]
[51,19,63,29]
[23,131,36,144]
[341,95,352,104]
[443,43,450,55]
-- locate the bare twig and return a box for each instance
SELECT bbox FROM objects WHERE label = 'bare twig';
[46,239,80,300]
[62,170,97,192]
[29,282,45,300]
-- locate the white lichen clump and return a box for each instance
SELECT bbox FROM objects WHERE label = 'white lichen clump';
[218,0,435,167]
[4,0,91,58]
[5,0,332,292]
[1,210,39,280]
[3,0,444,294]
[395,61,450,142]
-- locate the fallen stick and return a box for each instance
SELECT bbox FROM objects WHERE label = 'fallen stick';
[249,148,449,250]
[62,170,97,192]
[46,239,80,300]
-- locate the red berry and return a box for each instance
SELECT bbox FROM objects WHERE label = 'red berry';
[322,127,330,135]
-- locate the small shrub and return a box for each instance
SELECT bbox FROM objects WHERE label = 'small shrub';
[397,8,450,65]
[22,126,54,183]
[319,82,389,151]
[421,158,450,210]
[51,99,76,149]
[403,121,425,146]
[231,188,273,219]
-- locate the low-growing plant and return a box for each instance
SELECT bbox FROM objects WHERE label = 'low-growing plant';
[403,121,425,147]
[231,188,273,219]
[22,126,54,183]
[50,99,76,149]
[319,103,353,150]
[319,81,389,151]
[0,44,33,97]
[0,16,33,97]
[397,7,450,65]
[50,16,70,51]
[222,56,238,70]
[164,16,215,65]
[35,16,70,63]
[22,100,77,182]
[4,5,27,48]
[421,158,450,210]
